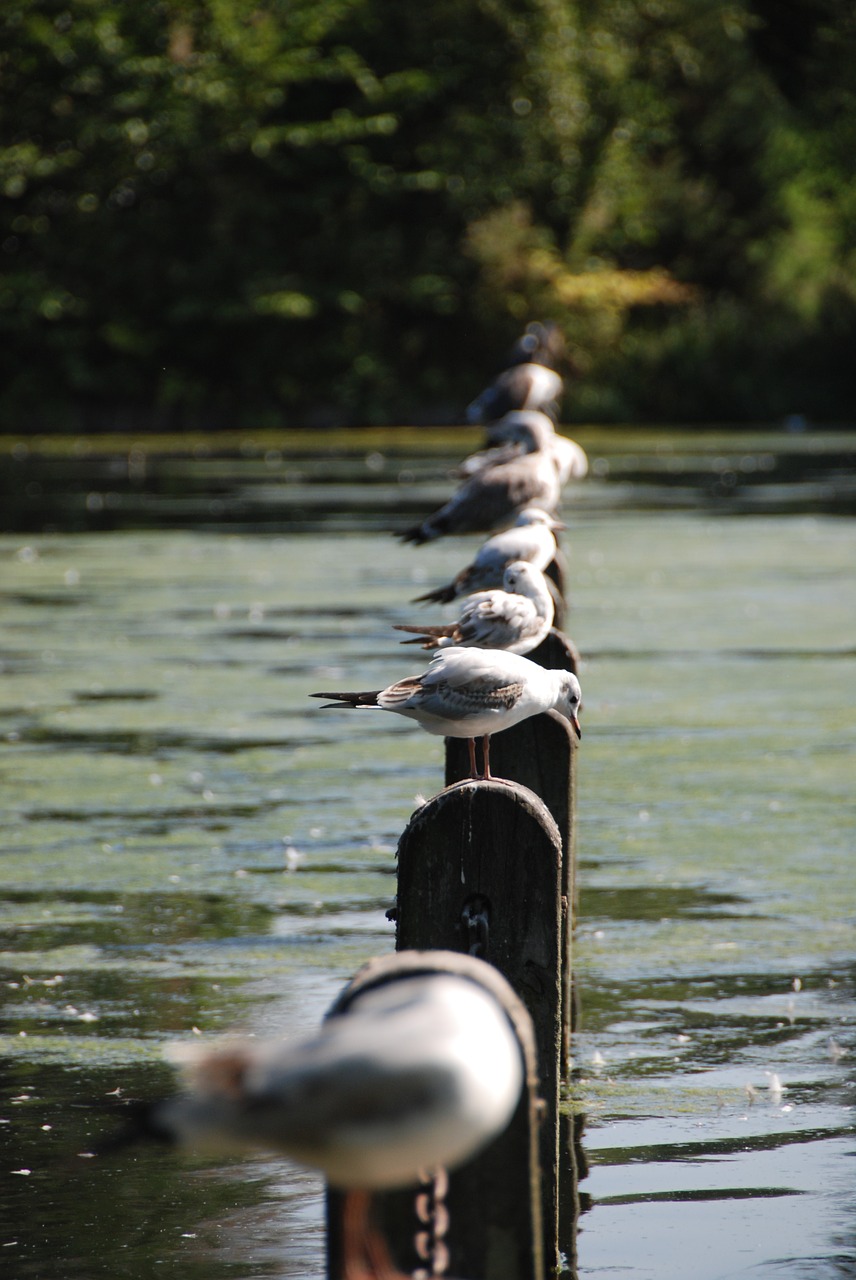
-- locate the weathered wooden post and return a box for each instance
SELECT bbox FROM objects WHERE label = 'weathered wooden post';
[325,949,544,1280]
[393,780,563,1277]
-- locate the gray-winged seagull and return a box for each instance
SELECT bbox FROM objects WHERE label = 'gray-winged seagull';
[462,410,589,485]
[399,415,561,544]
[312,646,582,779]
[412,507,563,605]
[394,561,554,655]
[466,361,563,424]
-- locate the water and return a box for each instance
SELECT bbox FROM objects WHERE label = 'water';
[1,428,854,1278]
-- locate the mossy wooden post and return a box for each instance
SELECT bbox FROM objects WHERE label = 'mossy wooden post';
[393,781,563,1278]
[444,628,580,1073]
[326,950,545,1280]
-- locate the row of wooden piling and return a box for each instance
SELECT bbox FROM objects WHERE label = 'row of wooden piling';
[326,480,583,1276]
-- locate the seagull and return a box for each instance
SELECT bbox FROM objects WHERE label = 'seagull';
[461,410,589,485]
[505,319,567,370]
[412,508,563,605]
[466,360,563,425]
[116,965,525,1279]
[399,415,561,544]
[393,561,554,655]
[312,646,582,779]
[145,971,523,1185]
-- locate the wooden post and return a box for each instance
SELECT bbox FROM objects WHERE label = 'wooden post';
[545,549,570,632]
[393,781,563,1278]
[325,950,544,1280]
[444,628,580,1072]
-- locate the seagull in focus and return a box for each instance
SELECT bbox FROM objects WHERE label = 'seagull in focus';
[107,964,526,1279]
[399,415,561,544]
[412,508,564,605]
[312,646,582,779]
[394,561,554,655]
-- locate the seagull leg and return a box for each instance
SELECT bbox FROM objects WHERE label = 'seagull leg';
[482,734,492,779]
[467,737,478,779]
[341,1189,409,1280]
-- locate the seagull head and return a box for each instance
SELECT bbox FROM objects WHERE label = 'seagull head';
[555,672,583,738]
[502,560,541,595]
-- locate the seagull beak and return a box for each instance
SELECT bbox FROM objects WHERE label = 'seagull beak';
[550,518,567,531]
[572,715,582,739]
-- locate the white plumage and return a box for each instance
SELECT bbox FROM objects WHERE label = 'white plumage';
[394,561,554,655]
[464,410,588,485]
[466,362,563,424]
[412,507,563,605]
[399,416,562,544]
[312,646,582,778]
[151,972,524,1190]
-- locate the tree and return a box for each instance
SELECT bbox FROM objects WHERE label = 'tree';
[1,0,854,427]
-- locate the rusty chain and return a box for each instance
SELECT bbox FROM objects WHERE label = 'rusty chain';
[411,1167,450,1279]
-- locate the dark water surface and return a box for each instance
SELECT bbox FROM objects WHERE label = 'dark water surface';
[1,427,854,1278]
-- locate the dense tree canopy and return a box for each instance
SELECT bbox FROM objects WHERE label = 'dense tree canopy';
[1,0,854,427]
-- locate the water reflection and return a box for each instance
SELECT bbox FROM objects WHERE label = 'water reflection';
[2,427,856,533]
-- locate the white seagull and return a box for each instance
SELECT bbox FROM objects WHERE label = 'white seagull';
[312,646,582,779]
[399,415,561,544]
[462,410,589,485]
[134,964,525,1278]
[412,507,563,605]
[149,971,523,1185]
[466,362,563,425]
[394,561,554,656]
[506,319,567,369]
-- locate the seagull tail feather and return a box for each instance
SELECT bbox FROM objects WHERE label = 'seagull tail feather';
[410,582,456,604]
[393,623,453,638]
[309,690,382,709]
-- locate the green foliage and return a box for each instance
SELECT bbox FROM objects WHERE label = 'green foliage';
[0,0,854,426]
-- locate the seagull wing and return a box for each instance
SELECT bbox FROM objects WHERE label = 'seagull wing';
[456,592,539,649]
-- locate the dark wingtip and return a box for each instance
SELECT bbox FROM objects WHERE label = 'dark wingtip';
[398,527,430,545]
[411,585,453,604]
[310,690,381,709]
[310,692,349,708]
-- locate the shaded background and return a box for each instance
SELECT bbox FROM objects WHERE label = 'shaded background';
[2,0,855,431]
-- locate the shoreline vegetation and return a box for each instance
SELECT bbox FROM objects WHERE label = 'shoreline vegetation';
[2,1,855,430]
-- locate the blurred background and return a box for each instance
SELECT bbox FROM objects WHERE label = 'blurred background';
[2,0,855,432]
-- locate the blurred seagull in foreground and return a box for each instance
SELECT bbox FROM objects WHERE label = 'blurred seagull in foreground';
[399,415,561,544]
[412,507,564,605]
[394,561,554,655]
[107,960,526,1280]
[312,646,581,779]
[143,971,523,1186]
